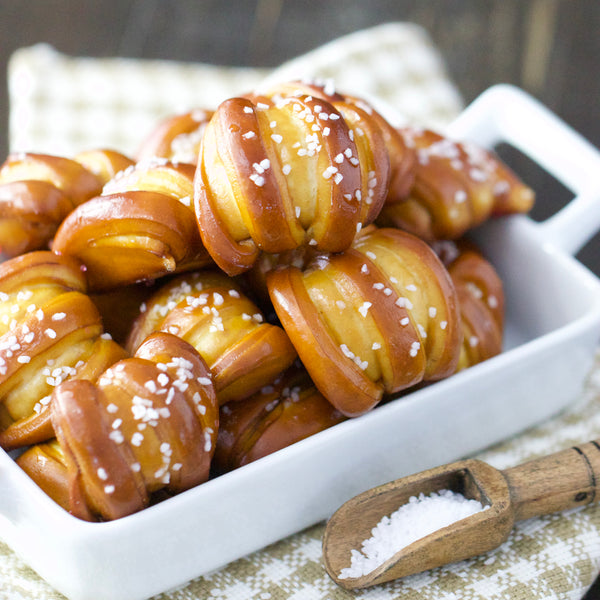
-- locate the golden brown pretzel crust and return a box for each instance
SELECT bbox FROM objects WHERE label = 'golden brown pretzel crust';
[213,365,345,474]
[0,251,127,451]
[19,332,219,521]
[252,80,416,204]
[126,270,297,404]
[52,159,212,291]
[15,439,72,511]
[377,127,535,241]
[0,152,109,257]
[136,109,214,164]
[267,226,461,417]
[441,243,504,370]
[194,89,391,275]
[73,149,135,186]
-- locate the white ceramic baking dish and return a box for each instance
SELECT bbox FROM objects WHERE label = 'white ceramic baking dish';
[1,84,600,600]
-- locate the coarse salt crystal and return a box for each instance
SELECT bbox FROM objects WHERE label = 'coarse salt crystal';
[454,190,467,203]
[249,173,265,187]
[131,432,144,447]
[323,166,338,179]
[358,302,372,317]
[109,430,124,444]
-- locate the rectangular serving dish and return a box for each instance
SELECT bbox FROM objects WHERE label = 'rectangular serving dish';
[2,85,600,600]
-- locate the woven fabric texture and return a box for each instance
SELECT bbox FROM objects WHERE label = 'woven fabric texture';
[7,22,463,157]
[1,22,599,600]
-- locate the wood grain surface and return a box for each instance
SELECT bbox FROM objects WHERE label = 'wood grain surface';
[1,2,600,596]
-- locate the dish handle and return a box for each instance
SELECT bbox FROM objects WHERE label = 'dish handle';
[447,84,600,257]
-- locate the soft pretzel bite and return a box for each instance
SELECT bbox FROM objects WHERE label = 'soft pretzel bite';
[126,270,297,404]
[194,88,391,275]
[15,439,71,511]
[267,226,461,417]
[52,159,212,292]
[0,251,127,451]
[377,127,535,241]
[73,149,135,186]
[0,152,106,257]
[137,109,213,164]
[254,80,416,203]
[18,332,219,521]
[436,241,504,370]
[213,365,345,474]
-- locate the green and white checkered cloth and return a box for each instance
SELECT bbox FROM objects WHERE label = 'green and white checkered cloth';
[2,22,600,600]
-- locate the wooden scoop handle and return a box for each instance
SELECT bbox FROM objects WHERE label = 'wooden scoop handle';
[504,440,600,521]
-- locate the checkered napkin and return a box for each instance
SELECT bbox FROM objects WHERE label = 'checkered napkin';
[7,22,462,156]
[2,21,600,600]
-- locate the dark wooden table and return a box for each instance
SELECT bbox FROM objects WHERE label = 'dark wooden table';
[1,1,600,597]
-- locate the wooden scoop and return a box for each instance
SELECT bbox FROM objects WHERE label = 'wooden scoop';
[322,440,600,589]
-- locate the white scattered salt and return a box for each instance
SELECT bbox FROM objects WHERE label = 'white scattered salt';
[338,489,489,579]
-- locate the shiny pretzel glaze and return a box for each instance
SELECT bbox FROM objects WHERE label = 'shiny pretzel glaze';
[254,80,416,204]
[126,270,297,404]
[194,89,391,275]
[267,226,461,417]
[137,109,214,164]
[17,332,219,521]
[213,365,345,474]
[443,243,505,370]
[52,158,212,292]
[0,151,127,257]
[377,127,535,241]
[73,149,136,186]
[0,251,127,451]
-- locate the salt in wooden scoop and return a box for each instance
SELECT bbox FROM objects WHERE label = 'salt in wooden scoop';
[322,441,600,589]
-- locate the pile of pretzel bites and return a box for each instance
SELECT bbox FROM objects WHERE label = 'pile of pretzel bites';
[0,81,533,521]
